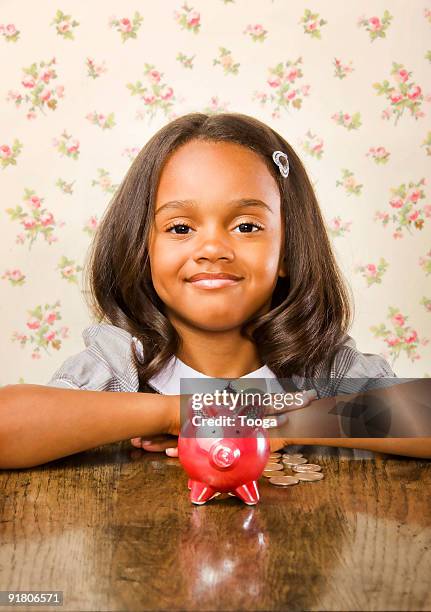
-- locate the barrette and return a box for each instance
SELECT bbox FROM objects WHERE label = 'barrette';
[272,150,290,178]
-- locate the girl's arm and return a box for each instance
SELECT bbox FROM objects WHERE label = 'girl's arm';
[284,378,431,459]
[148,382,431,459]
[0,384,175,469]
[290,435,431,459]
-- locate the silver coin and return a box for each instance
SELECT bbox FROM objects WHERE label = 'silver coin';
[269,475,299,486]
[282,453,303,459]
[265,463,284,471]
[282,457,308,466]
[292,464,322,472]
[269,453,282,459]
[296,472,324,481]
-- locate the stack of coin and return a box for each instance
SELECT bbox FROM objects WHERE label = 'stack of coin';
[262,450,324,487]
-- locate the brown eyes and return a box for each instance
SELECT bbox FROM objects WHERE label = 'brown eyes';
[165,221,264,235]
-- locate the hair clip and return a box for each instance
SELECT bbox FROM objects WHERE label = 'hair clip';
[272,150,290,178]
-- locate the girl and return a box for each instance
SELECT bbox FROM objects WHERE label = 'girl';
[0,112,429,469]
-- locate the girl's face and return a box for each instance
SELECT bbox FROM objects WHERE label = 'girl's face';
[148,139,287,333]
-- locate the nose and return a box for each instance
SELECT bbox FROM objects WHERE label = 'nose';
[193,223,234,262]
[209,441,241,469]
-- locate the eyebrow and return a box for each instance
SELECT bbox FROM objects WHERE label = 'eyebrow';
[155,198,273,217]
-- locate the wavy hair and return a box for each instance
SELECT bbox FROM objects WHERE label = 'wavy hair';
[83,112,354,384]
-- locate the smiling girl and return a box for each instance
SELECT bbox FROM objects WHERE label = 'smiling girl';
[1,112,429,469]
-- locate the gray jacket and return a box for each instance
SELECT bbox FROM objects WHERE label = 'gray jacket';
[46,323,397,397]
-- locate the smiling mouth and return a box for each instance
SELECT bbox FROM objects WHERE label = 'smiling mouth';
[187,278,243,289]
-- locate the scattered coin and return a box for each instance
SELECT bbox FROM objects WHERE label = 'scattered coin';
[269,475,300,486]
[269,453,282,459]
[265,463,284,471]
[296,472,324,482]
[292,464,322,473]
[261,451,325,489]
[282,457,308,466]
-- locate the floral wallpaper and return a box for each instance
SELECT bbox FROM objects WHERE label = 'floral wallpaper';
[1,0,430,386]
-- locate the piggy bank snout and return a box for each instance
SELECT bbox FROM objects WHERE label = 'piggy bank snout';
[209,440,241,469]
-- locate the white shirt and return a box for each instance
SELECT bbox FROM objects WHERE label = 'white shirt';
[146,352,285,395]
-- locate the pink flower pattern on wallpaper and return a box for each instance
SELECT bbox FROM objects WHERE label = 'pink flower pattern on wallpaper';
[57,257,83,284]
[355,258,389,287]
[366,146,391,165]
[122,147,140,161]
[12,301,69,359]
[1,4,430,375]
[86,58,107,79]
[6,57,64,119]
[422,131,431,155]
[0,139,22,168]
[91,169,119,194]
[419,250,431,276]
[202,95,230,115]
[127,63,176,120]
[51,10,79,40]
[333,58,354,80]
[0,23,20,42]
[253,57,311,120]
[213,48,240,75]
[371,307,429,365]
[300,130,324,159]
[331,111,362,130]
[6,189,64,249]
[174,3,201,34]
[86,111,116,130]
[420,296,431,313]
[243,24,267,43]
[52,131,80,159]
[299,9,327,39]
[56,178,75,194]
[335,169,363,196]
[373,62,431,124]
[2,269,26,286]
[176,52,195,69]
[357,11,393,41]
[108,12,143,42]
[327,217,352,238]
[374,178,430,238]
[83,216,99,237]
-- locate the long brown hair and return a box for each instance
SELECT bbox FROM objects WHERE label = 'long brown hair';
[83,112,354,383]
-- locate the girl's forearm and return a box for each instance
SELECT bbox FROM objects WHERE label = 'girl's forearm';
[290,435,431,459]
[0,384,173,469]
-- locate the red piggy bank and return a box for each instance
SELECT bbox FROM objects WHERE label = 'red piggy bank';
[178,393,270,505]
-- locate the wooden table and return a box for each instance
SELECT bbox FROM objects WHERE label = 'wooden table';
[0,443,430,611]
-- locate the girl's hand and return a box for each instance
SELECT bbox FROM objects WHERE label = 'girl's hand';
[130,434,178,456]
[130,389,318,458]
[130,394,183,456]
[264,388,318,452]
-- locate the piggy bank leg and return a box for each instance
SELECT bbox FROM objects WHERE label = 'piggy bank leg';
[189,479,220,505]
[230,480,260,505]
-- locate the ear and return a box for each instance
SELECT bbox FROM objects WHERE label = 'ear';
[278,255,288,278]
